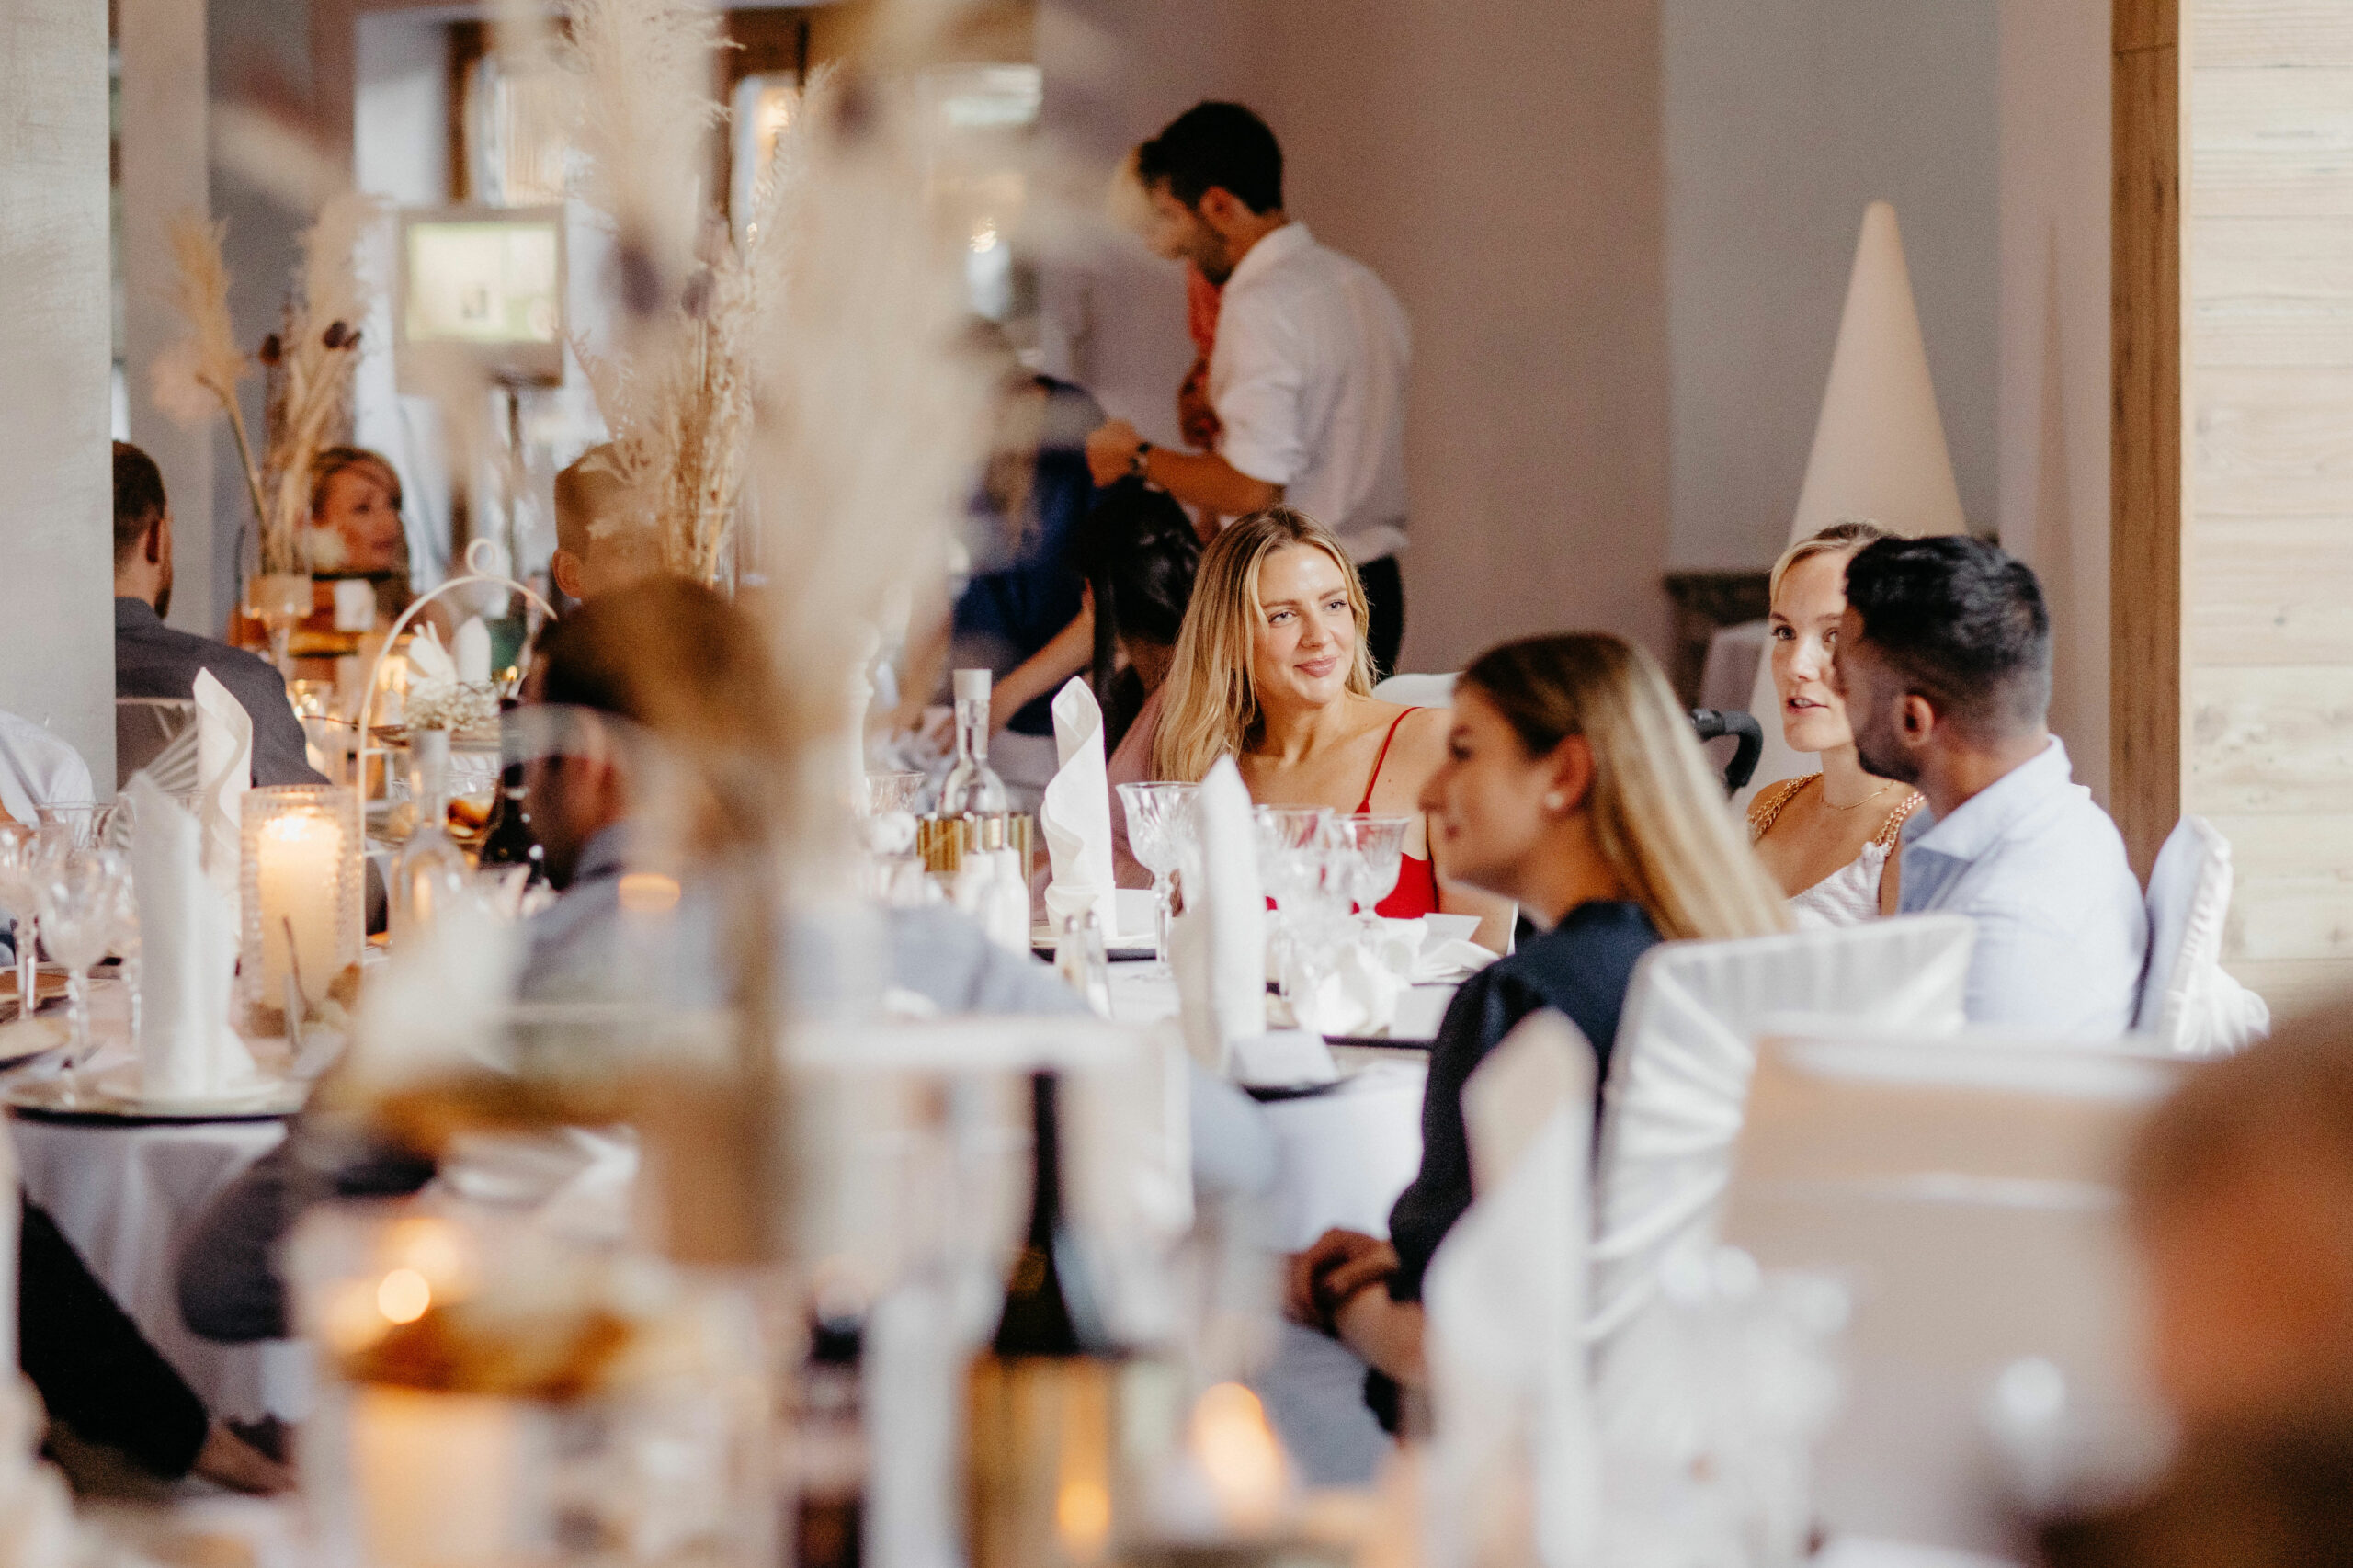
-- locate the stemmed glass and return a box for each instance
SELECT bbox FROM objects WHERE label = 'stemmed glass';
[1329,814,1412,921]
[1255,806,1331,986]
[37,847,126,1072]
[1117,782,1199,971]
[0,824,41,1019]
[37,802,119,853]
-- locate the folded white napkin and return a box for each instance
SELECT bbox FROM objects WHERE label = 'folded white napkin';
[1283,937,1406,1038]
[1423,1009,1598,1568]
[1172,757,1264,1074]
[453,617,493,685]
[1040,678,1120,940]
[129,777,258,1101]
[406,623,458,686]
[192,669,250,918]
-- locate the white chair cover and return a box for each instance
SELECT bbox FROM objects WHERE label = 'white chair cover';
[1371,672,1458,708]
[1587,915,1975,1359]
[1722,1032,2184,1547]
[1424,1011,1597,1568]
[2135,814,2270,1056]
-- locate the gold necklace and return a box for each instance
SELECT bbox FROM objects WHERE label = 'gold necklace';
[1819,778,1896,812]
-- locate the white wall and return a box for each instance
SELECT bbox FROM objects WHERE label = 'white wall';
[1996,0,2109,804]
[1040,0,1673,671]
[1663,0,1999,569]
[0,0,116,783]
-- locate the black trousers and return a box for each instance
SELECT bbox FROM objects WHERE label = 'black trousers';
[1358,554,1405,678]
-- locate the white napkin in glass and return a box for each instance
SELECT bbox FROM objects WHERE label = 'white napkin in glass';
[1040,677,1120,939]
[1172,757,1264,1074]
[129,777,258,1101]
[192,668,250,918]
[1283,938,1405,1038]
[1423,1009,1598,1568]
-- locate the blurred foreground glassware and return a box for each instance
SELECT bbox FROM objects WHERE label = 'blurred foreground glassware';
[863,770,926,818]
[289,1202,777,1568]
[392,730,472,947]
[0,824,41,1019]
[1055,909,1113,1017]
[37,848,125,1070]
[939,670,1008,821]
[1117,783,1198,973]
[36,802,119,853]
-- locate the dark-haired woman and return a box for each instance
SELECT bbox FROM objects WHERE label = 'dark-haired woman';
[1282,632,1789,1400]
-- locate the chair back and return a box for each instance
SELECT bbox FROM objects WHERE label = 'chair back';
[116,698,197,792]
[1722,1031,2182,1548]
[1587,915,1976,1358]
[1370,672,1457,708]
[2135,814,2269,1054]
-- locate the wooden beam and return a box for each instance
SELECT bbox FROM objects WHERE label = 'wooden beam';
[2111,0,2184,880]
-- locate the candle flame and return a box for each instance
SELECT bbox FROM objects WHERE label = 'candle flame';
[1190,1381,1288,1535]
[378,1267,433,1324]
[1055,1478,1111,1561]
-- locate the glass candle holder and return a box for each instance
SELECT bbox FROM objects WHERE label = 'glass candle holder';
[240,784,364,1030]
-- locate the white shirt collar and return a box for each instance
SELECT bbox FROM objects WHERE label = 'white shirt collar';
[1223,221,1314,292]
[1904,735,2075,860]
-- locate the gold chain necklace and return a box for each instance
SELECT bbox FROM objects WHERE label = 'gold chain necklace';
[1819,778,1897,812]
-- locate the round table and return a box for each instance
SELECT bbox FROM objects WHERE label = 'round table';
[6,984,305,1424]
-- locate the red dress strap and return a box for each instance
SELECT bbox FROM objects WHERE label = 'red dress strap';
[1357,708,1422,813]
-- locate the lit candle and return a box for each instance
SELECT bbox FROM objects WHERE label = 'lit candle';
[256,809,345,1008]
[350,1384,534,1568]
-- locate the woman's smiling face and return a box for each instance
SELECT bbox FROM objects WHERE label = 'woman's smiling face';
[1768,548,1859,754]
[1249,544,1357,712]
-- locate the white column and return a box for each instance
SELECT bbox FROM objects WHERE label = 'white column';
[0,0,115,787]
[121,0,218,640]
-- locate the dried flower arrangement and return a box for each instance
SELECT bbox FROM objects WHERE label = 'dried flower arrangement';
[558,0,765,586]
[402,625,504,733]
[154,194,383,577]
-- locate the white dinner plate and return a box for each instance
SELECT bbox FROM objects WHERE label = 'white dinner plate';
[5,1066,305,1122]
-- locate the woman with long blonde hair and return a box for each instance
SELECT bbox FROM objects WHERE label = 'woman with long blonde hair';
[1746,519,1926,923]
[1153,506,1511,948]
[1284,631,1789,1400]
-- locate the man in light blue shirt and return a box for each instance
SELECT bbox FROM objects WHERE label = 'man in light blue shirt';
[1834,536,2146,1037]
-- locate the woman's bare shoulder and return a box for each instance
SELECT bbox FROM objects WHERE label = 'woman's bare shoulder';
[1375,702,1454,775]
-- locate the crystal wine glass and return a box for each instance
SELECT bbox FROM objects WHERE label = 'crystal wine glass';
[38,847,125,1073]
[1329,814,1413,921]
[0,824,40,1019]
[1254,806,1329,986]
[36,802,119,854]
[1117,782,1198,971]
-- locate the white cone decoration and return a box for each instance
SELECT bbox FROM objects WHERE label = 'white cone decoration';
[1741,200,1966,801]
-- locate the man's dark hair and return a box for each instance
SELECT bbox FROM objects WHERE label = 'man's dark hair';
[1136,102,1283,214]
[1843,535,2052,738]
[113,440,167,569]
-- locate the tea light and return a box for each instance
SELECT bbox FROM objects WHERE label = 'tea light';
[1189,1383,1288,1536]
[240,786,362,1021]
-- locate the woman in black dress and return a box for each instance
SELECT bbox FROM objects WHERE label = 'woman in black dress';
[1283,632,1789,1400]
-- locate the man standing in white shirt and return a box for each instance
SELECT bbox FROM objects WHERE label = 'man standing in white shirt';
[1832,535,2148,1037]
[1086,103,1414,675]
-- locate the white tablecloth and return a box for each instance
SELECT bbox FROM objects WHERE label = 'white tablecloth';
[6,984,303,1424]
[1109,959,1434,1484]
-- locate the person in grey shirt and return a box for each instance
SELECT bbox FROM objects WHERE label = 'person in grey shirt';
[112,442,324,788]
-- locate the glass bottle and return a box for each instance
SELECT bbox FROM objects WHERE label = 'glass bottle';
[965,1074,1119,1568]
[391,728,472,945]
[938,669,1008,823]
[792,1309,868,1568]
[475,763,543,881]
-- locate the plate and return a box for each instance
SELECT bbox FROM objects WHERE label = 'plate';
[5,1069,305,1124]
[0,971,73,1025]
[0,1018,67,1072]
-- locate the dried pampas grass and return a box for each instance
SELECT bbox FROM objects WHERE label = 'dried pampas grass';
[258,191,385,574]
[746,63,995,853]
[155,214,270,534]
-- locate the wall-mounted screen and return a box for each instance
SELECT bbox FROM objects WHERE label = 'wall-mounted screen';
[396,206,566,389]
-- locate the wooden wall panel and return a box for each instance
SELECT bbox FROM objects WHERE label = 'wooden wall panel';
[2185,0,2353,1004]
[2112,0,2184,881]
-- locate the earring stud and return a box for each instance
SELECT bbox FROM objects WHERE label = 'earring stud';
[1544,792,1566,811]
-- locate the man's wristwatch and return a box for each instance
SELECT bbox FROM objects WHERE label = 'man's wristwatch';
[1128,440,1154,479]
